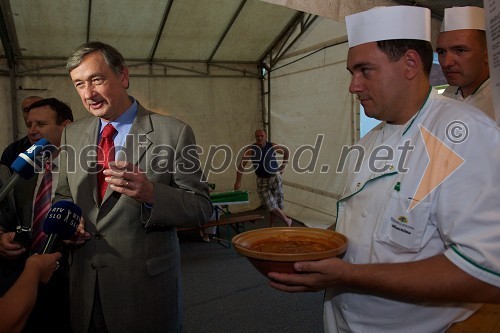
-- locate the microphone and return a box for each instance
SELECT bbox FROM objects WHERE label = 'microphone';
[0,138,56,202]
[41,200,82,254]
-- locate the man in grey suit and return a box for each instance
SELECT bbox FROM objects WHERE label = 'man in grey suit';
[56,41,212,333]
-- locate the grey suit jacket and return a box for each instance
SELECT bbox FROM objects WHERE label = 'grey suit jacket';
[11,162,59,231]
[55,103,212,333]
[13,171,37,231]
[0,165,22,296]
[1,165,37,246]
[0,165,21,232]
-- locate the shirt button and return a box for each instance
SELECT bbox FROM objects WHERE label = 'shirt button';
[342,303,349,310]
[349,257,354,263]
[361,211,368,217]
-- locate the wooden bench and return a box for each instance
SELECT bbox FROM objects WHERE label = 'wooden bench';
[178,214,265,248]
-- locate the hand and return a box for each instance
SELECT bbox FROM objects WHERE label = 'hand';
[64,217,91,246]
[268,257,347,293]
[26,252,62,284]
[0,232,26,259]
[105,161,154,204]
[233,181,241,191]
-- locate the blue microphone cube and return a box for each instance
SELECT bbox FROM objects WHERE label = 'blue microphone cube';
[11,138,57,179]
[43,201,82,239]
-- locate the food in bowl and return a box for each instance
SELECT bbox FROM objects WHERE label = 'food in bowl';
[253,239,333,254]
[232,227,348,276]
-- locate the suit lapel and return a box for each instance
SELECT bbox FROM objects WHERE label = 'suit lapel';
[83,119,101,205]
[16,176,37,228]
[121,105,153,167]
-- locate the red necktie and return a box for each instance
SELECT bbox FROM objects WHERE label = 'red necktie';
[31,161,52,253]
[97,124,116,203]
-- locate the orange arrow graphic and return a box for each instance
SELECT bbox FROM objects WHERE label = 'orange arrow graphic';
[408,125,465,211]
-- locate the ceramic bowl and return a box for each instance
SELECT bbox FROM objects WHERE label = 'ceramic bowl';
[232,227,348,276]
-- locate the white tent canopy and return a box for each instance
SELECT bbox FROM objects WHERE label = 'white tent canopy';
[0,0,481,227]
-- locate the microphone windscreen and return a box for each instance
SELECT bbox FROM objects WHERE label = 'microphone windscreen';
[11,138,56,179]
[43,200,82,239]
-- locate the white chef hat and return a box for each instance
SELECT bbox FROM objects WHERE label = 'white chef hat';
[441,6,485,32]
[346,6,431,48]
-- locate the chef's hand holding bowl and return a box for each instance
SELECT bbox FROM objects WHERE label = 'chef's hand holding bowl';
[232,227,348,292]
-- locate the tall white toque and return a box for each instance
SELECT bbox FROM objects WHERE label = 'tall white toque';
[346,6,431,48]
[441,6,485,32]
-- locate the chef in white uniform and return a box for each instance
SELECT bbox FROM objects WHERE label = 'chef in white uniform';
[268,6,500,333]
[436,6,495,120]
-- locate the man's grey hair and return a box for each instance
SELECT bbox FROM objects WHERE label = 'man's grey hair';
[66,41,126,75]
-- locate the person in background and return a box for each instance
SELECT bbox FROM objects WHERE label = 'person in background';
[57,41,212,333]
[436,6,495,120]
[0,252,61,333]
[268,6,500,332]
[0,164,20,296]
[0,98,74,332]
[1,96,43,168]
[234,128,292,227]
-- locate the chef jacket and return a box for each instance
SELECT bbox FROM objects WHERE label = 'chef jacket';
[442,78,495,121]
[325,89,500,333]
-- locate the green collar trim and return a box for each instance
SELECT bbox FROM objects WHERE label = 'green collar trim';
[457,76,490,97]
[334,171,397,229]
[402,86,432,136]
[450,244,500,277]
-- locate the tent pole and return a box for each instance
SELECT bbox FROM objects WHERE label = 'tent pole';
[266,63,271,140]
[259,61,271,140]
[9,68,17,142]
